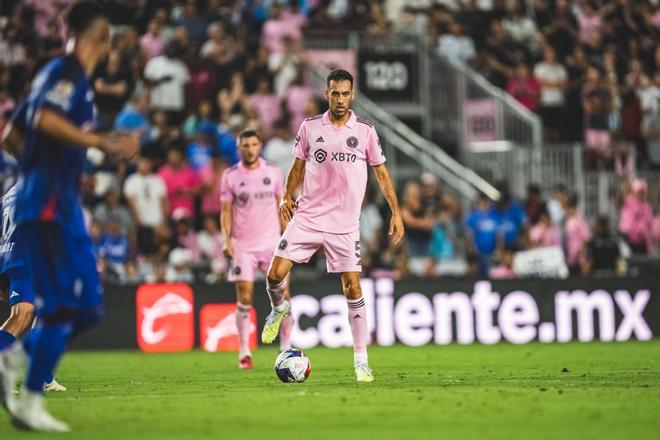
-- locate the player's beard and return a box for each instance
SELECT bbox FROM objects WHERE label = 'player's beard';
[331,105,348,120]
[242,155,258,166]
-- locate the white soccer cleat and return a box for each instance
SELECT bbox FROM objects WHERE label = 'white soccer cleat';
[11,389,70,433]
[261,300,290,344]
[44,378,67,392]
[355,364,374,383]
[0,342,28,414]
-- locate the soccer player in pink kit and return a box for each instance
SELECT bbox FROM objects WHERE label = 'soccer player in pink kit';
[220,130,294,369]
[261,70,405,382]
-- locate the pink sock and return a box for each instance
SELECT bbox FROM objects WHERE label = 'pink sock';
[347,298,368,366]
[279,313,294,350]
[236,303,252,357]
[266,279,286,307]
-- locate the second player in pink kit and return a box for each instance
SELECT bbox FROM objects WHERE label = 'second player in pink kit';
[261,70,405,382]
[220,130,293,369]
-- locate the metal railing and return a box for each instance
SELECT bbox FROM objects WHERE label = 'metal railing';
[307,66,500,202]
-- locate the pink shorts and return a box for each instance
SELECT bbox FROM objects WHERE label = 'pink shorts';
[274,219,362,273]
[228,249,274,282]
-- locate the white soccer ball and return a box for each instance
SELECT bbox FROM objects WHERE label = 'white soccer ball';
[274,349,311,383]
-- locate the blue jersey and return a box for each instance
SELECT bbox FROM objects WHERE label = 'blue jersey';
[466,209,499,255]
[15,55,96,237]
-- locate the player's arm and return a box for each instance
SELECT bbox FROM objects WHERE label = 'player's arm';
[220,201,234,258]
[35,108,138,158]
[279,158,305,223]
[372,163,404,245]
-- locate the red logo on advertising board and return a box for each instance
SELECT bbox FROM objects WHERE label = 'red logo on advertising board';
[200,304,257,352]
[136,284,194,352]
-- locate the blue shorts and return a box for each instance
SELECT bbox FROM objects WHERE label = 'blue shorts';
[15,222,103,317]
[6,265,36,306]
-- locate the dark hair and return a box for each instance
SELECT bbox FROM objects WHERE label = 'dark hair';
[326,69,354,88]
[566,193,579,209]
[67,1,107,36]
[238,129,261,142]
[526,183,541,196]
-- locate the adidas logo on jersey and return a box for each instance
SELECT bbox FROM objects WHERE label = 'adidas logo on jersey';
[316,136,324,142]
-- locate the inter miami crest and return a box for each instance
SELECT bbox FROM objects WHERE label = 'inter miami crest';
[314,148,327,163]
[263,177,271,185]
[346,136,358,148]
[237,192,249,207]
[234,266,241,275]
[278,239,288,250]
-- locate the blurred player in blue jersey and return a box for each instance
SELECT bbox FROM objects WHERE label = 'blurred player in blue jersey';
[0,109,66,394]
[0,2,138,432]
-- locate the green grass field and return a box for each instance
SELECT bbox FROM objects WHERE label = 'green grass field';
[0,341,658,439]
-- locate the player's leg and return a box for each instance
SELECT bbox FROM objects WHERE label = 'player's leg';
[340,272,373,382]
[323,229,373,382]
[259,251,294,350]
[279,273,294,351]
[12,222,101,432]
[0,301,33,413]
[0,302,34,350]
[261,256,294,344]
[235,281,254,369]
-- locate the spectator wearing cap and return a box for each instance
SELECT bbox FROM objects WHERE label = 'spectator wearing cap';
[140,19,168,60]
[563,193,591,275]
[124,156,169,257]
[618,178,654,255]
[158,148,201,221]
[199,149,227,219]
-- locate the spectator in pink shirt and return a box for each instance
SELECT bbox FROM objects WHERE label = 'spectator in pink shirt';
[249,77,281,138]
[261,3,302,54]
[140,19,167,59]
[563,194,591,275]
[199,150,228,218]
[489,247,516,279]
[528,206,561,248]
[285,71,315,133]
[507,63,541,112]
[158,148,201,221]
[618,178,654,255]
[576,1,602,44]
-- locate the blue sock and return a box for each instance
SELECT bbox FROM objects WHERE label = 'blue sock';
[24,324,71,393]
[0,330,16,350]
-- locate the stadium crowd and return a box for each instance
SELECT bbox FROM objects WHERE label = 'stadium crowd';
[0,0,659,283]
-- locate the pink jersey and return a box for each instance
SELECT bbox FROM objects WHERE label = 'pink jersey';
[220,159,283,252]
[293,110,385,234]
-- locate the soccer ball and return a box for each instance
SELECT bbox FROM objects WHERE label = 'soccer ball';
[274,349,311,383]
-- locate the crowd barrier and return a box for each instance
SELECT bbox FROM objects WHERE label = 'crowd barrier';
[2,276,657,351]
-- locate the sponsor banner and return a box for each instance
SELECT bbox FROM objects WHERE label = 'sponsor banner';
[54,277,659,350]
[358,50,416,101]
[200,304,257,352]
[514,246,569,279]
[463,98,498,143]
[136,284,194,352]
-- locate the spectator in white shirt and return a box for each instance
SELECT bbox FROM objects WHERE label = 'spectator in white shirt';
[438,21,476,65]
[124,156,169,257]
[144,42,190,123]
[534,46,568,141]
